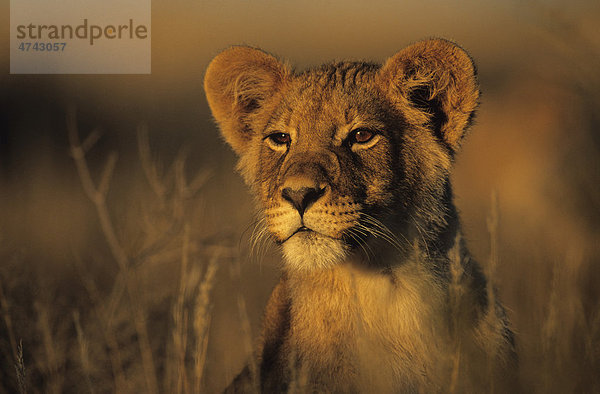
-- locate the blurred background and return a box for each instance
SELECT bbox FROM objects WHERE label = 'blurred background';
[1,0,599,392]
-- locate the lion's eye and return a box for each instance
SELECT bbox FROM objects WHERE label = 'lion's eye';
[349,128,376,144]
[266,132,291,146]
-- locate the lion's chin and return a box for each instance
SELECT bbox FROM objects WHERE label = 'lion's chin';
[281,231,348,272]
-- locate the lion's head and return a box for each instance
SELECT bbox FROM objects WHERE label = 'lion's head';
[204,39,479,271]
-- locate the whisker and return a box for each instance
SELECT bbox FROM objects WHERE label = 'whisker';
[358,217,404,251]
[242,215,262,251]
[359,213,407,253]
[249,217,268,260]
[347,228,372,261]
[255,226,269,259]
[257,226,272,264]
[351,224,371,238]
[363,214,409,249]
[353,223,387,257]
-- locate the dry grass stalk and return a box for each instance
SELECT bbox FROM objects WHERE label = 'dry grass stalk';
[485,192,501,392]
[193,251,219,392]
[73,256,127,392]
[101,318,128,392]
[541,247,588,391]
[0,280,19,366]
[170,223,191,393]
[34,301,63,394]
[73,311,95,394]
[229,254,259,392]
[15,340,27,394]
[448,233,464,394]
[128,278,160,394]
[486,192,499,316]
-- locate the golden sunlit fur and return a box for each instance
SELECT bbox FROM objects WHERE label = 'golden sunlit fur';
[205,39,517,392]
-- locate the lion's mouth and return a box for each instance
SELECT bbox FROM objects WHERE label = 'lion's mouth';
[286,226,311,240]
[280,226,321,243]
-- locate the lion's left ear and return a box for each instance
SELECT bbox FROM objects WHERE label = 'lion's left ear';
[377,39,479,153]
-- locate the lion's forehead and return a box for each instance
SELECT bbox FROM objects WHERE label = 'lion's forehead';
[299,61,380,89]
[269,65,384,143]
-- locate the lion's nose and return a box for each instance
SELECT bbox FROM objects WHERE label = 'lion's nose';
[281,186,326,216]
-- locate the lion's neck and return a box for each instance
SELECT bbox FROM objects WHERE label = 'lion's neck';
[285,260,451,391]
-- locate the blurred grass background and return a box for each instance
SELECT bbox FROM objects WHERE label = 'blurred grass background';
[0,0,599,392]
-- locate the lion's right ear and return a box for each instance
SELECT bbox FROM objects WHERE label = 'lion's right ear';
[204,47,290,155]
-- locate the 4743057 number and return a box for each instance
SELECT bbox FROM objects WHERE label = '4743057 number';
[18,42,67,51]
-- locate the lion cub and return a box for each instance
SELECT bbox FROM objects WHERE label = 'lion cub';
[205,39,516,393]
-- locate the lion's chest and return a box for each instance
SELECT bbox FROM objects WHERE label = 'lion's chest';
[287,262,450,392]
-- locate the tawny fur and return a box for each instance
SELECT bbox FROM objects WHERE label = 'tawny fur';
[204,39,517,393]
